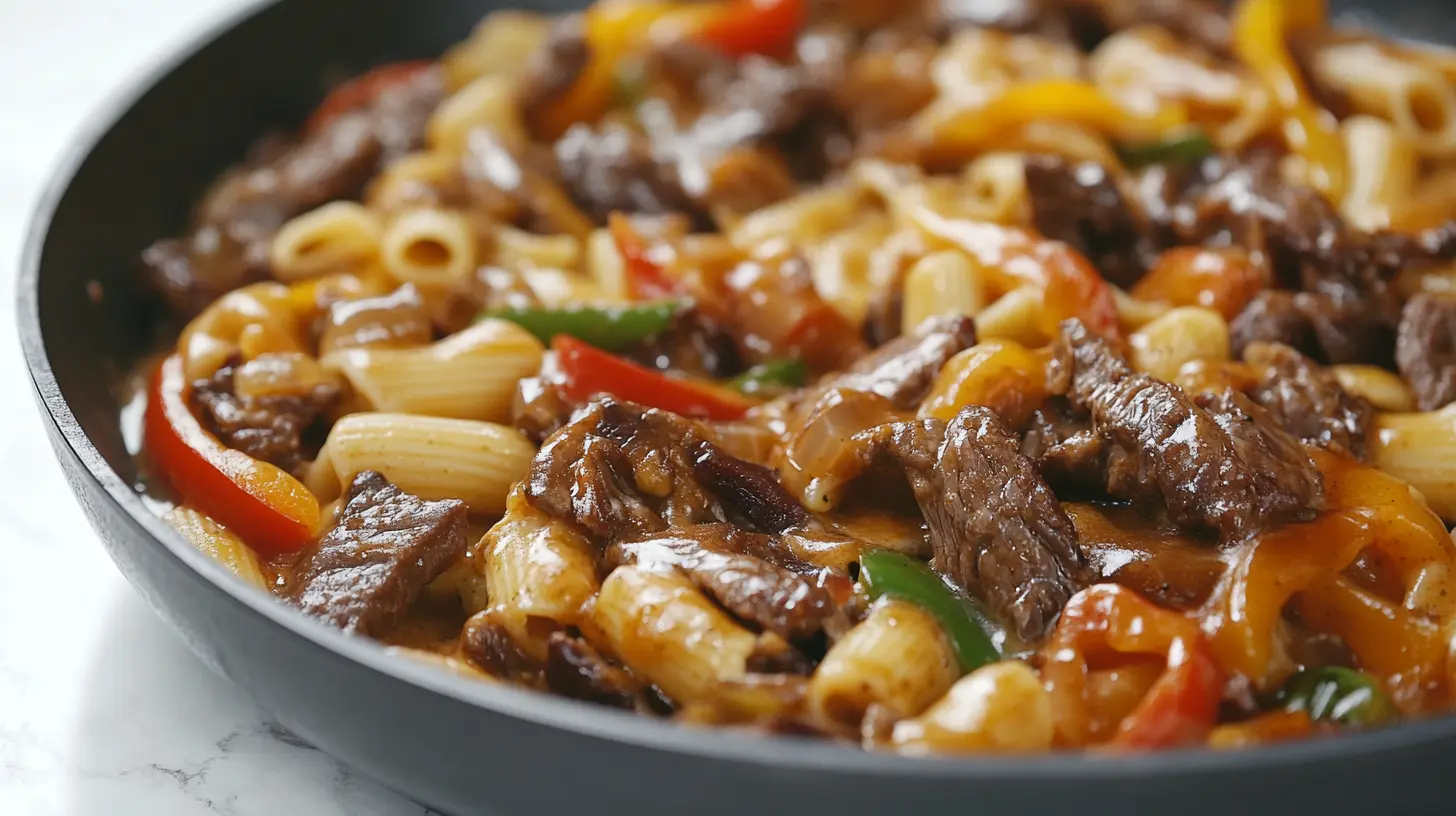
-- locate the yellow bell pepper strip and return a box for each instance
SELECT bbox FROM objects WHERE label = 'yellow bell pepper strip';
[531,0,686,139]
[929,79,1188,160]
[1232,0,1346,198]
[145,355,320,557]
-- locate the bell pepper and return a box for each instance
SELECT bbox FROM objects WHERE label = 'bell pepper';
[1117,129,1215,170]
[304,60,434,134]
[1044,584,1223,750]
[1232,0,1345,198]
[482,301,682,351]
[931,79,1188,160]
[692,0,806,59]
[914,214,1123,342]
[610,212,684,301]
[552,335,754,420]
[1278,666,1398,729]
[532,1,686,139]
[1207,710,1316,749]
[145,355,320,557]
[729,358,808,397]
[858,549,1001,673]
[1132,247,1267,321]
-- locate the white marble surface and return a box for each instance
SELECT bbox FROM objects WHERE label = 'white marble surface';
[0,2,437,814]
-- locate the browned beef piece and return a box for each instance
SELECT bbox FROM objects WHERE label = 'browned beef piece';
[1021,398,1106,492]
[819,314,977,408]
[461,611,541,683]
[554,122,700,223]
[143,68,444,316]
[835,407,1083,642]
[527,398,809,538]
[1024,156,1158,289]
[1229,291,1318,359]
[189,359,338,471]
[517,16,591,128]
[460,129,595,238]
[544,631,642,710]
[1244,342,1374,459]
[512,376,578,446]
[1051,320,1323,539]
[1397,294,1456,411]
[318,284,433,355]
[290,471,468,636]
[622,307,744,380]
[607,525,835,640]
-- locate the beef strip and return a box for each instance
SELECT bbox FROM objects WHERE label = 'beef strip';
[816,313,977,408]
[607,524,835,640]
[527,398,808,538]
[622,306,744,380]
[189,358,338,471]
[1243,342,1374,459]
[1229,290,1318,359]
[834,406,1083,642]
[516,15,591,128]
[513,376,579,446]
[1050,320,1323,539]
[290,471,468,636]
[144,68,445,316]
[1020,397,1107,492]
[1024,155,1159,289]
[461,611,541,683]
[1397,293,1456,411]
[554,121,700,223]
[543,631,643,710]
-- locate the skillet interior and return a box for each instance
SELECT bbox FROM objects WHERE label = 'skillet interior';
[18,0,1456,812]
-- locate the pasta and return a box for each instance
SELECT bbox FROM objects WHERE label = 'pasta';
[326,318,544,421]
[380,208,479,287]
[269,202,382,281]
[132,0,1456,755]
[323,412,534,514]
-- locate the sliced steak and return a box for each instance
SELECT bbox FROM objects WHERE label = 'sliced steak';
[1024,155,1157,289]
[834,406,1083,642]
[1397,294,1456,411]
[190,357,338,472]
[1051,319,1323,539]
[517,16,591,129]
[1229,290,1318,359]
[1021,397,1107,492]
[554,121,699,224]
[607,524,835,640]
[817,313,977,408]
[544,631,642,710]
[290,471,468,636]
[1244,342,1374,459]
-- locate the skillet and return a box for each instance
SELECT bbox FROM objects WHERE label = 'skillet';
[17,0,1456,812]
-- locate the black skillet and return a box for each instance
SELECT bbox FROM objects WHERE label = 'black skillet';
[17,0,1456,813]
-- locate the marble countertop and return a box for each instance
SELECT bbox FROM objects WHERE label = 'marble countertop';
[0,2,435,813]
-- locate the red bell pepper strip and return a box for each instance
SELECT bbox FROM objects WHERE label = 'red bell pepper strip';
[304,59,434,134]
[145,355,320,557]
[552,335,753,420]
[1043,584,1223,750]
[694,0,807,59]
[609,213,684,301]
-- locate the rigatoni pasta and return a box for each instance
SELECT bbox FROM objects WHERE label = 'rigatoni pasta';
[380,208,479,287]
[269,201,382,281]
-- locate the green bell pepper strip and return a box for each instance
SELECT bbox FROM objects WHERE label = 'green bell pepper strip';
[480,301,682,351]
[1117,129,1215,170]
[1278,666,1397,728]
[729,358,808,397]
[857,549,1001,673]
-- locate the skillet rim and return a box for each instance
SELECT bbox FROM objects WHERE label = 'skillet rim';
[16,0,1456,784]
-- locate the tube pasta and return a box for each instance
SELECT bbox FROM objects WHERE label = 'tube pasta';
[380,209,479,287]
[269,202,382,281]
[973,288,1045,347]
[592,566,758,707]
[323,412,535,514]
[729,185,865,253]
[585,227,628,301]
[808,599,959,726]
[959,153,1028,224]
[1372,405,1456,520]
[479,492,599,661]
[164,506,270,591]
[1340,116,1418,231]
[366,151,460,213]
[178,282,306,381]
[492,225,581,273]
[1128,307,1231,383]
[901,251,986,332]
[1330,365,1416,413]
[427,74,527,154]
[327,319,543,422]
[1310,40,1456,156]
[891,661,1054,755]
